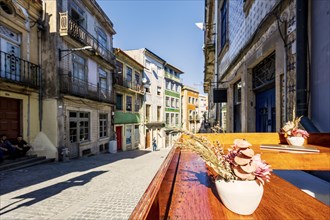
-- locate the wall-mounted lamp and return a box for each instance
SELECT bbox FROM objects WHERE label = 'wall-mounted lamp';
[58,46,93,61]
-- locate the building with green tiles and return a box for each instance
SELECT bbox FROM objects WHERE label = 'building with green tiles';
[164,63,184,147]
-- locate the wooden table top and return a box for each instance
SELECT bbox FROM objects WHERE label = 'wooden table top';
[185,133,330,170]
[168,151,330,220]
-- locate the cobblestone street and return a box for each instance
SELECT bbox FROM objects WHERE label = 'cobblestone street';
[0,148,171,220]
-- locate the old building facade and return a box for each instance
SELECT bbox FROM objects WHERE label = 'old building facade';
[113,48,144,151]
[125,48,166,150]
[181,86,199,133]
[42,0,116,159]
[204,0,329,133]
[164,63,183,147]
[0,0,42,143]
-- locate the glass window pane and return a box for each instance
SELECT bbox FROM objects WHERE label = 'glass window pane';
[126,67,132,81]
[126,125,132,144]
[69,112,77,118]
[126,96,132,111]
[116,94,123,110]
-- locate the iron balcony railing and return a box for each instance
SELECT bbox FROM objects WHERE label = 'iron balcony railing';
[114,75,144,93]
[0,50,40,88]
[189,116,200,121]
[59,74,115,104]
[164,71,180,82]
[59,12,115,66]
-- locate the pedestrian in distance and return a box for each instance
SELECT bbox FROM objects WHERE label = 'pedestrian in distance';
[152,137,157,151]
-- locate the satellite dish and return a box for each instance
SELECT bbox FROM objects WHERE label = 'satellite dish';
[142,78,148,84]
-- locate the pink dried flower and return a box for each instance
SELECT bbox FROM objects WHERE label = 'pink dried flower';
[224,148,238,165]
[292,129,309,139]
[252,154,272,185]
[224,140,272,185]
[281,116,309,140]
[233,139,252,148]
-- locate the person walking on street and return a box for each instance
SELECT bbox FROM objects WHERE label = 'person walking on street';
[152,138,157,151]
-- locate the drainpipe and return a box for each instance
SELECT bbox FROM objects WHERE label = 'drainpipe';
[38,29,43,132]
[28,95,30,142]
[283,35,287,122]
[38,1,46,132]
[214,0,219,126]
[296,0,319,132]
[296,0,308,118]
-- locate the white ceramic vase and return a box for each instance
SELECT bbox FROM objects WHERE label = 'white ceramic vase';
[286,136,305,146]
[215,178,264,215]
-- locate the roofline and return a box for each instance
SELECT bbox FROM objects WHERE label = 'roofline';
[88,0,116,34]
[144,48,166,64]
[115,48,145,69]
[164,63,184,74]
[182,86,199,93]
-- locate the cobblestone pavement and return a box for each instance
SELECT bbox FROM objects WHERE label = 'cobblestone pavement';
[0,148,171,220]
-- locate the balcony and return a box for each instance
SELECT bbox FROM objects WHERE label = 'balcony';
[59,12,115,66]
[114,75,144,94]
[165,71,180,82]
[0,51,40,88]
[189,116,200,122]
[59,74,115,104]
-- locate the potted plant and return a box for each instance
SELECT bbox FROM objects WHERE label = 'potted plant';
[281,116,309,146]
[178,133,271,215]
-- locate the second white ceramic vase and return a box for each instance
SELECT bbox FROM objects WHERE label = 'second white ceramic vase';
[286,136,305,146]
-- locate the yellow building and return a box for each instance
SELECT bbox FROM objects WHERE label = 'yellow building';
[113,48,144,151]
[0,1,42,144]
[181,86,199,133]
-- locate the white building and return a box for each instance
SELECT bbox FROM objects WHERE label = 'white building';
[125,48,166,150]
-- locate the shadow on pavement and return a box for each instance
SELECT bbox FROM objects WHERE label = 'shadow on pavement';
[0,150,151,196]
[0,171,106,215]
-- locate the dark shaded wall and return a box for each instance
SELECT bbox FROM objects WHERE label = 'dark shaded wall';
[311,0,330,132]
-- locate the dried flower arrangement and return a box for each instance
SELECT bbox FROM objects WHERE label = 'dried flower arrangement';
[178,132,272,185]
[281,116,309,139]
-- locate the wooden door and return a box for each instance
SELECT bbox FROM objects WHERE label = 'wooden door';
[146,129,150,148]
[116,126,122,151]
[0,97,20,139]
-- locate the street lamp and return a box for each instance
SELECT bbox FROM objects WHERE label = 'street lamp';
[58,46,93,61]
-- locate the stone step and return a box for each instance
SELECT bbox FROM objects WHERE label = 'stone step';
[0,156,54,172]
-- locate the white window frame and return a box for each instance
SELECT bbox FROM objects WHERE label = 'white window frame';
[99,113,108,138]
[69,111,90,142]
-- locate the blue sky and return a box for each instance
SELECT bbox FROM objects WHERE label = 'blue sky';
[97,0,205,94]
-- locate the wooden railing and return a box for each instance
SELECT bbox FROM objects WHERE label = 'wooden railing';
[130,133,330,219]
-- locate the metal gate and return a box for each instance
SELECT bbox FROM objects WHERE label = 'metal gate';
[253,52,276,132]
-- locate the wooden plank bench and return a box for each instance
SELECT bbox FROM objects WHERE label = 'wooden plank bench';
[130,133,330,219]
